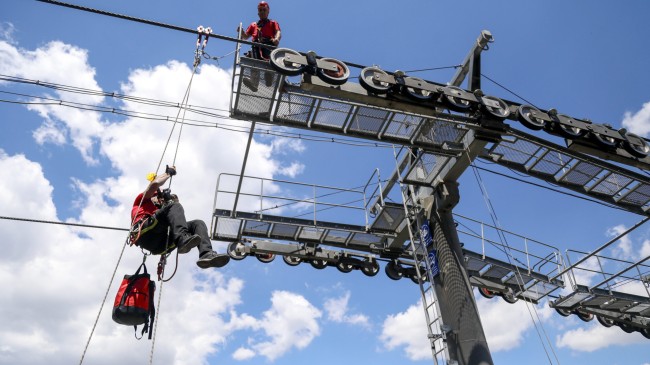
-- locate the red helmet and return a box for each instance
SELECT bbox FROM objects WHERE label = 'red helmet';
[258,1,269,9]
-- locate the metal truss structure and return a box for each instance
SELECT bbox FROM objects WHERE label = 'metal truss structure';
[213,31,650,364]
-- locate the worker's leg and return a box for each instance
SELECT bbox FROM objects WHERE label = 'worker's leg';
[187,219,213,256]
[157,202,199,252]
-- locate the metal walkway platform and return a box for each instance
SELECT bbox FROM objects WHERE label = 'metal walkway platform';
[551,285,650,331]
[227,51,650,341]
[231,57,650,216]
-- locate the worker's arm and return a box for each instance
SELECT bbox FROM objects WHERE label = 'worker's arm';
[238,24,252,40]
[271,29,281,46]
[143,166,176,200]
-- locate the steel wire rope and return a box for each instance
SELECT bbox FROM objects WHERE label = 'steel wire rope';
[147,60,202,365]
[466,151,560,365]
[0,90,397,148]
[74,55,201,365]
[403,64,462,73]
[34,0,367,69]
[471,163,629,213]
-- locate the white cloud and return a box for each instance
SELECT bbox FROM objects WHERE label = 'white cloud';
[237,291,322,361]
[641,239,650,258]
[556,323,646,352]
[0,35,312,365]
[379,301,430,361]
[324,291,370,328]
[622,101,650,137]
[380,296,555,360]
[0,40,105,164]
[568,256,601,287]
[607,224,634,260]
[278,161,305,178]
[0,22,16,44]
[232,347,255,360]
[477,296,552,352]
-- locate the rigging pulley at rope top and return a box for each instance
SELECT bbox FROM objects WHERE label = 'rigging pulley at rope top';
[194,25,212,67]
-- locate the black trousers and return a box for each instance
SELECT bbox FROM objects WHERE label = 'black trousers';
[135,202,213,256]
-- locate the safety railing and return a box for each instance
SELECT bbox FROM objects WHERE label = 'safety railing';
[454,213,564,281]
[564,248,650,298]
[212,173,386,230]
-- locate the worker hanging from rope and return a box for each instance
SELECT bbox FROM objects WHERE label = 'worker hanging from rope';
[237,1,281,92]
[130,165,229,269]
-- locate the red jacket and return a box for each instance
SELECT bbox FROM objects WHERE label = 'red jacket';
[245,19,280,42]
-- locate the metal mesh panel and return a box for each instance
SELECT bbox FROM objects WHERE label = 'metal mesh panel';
[312,100,352,129]
[555,292,591,307]
[298,227,324,241]
[348,232,382,246]
[416,119,465,145]
[466,257,489,272]
[491,138,539,164]
[214,218,242,240]
[481,265,511,280]
[530,150,571,176]
[243,220,270,235]
[626,303,650,315]
[602,300,633,311]
[504,273,534,286]
[275,92,313,125]
[620,183,650,206]
[270,223,298,239]
[590,173,632,196]
[581,295,611,306]
[371,205,405,232]
[347,107,390,135]
[405,153,449,185]
[234,65,276,117]
[382,113,421,140]
[323,230,351,244]
[560,161,602,186]
[521,281,558,300]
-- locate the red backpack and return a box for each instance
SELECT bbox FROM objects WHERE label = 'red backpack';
[112,263,156,339]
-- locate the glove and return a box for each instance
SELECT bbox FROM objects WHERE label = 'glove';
[166,165,177,176]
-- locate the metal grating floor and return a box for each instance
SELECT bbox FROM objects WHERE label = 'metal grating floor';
[482,131,650,215]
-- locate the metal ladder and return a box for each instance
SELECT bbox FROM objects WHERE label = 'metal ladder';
[397,182,449,365]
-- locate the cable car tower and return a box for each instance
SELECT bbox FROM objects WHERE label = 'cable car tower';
[213,31,650,364]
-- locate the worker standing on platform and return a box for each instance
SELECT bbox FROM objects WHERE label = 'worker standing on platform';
[238,1,281,91]
[130,166,230,269]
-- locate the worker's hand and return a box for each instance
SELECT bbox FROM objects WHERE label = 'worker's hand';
[271,38,279,46]
[166,165,177,176]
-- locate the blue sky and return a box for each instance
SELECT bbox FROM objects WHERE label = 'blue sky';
[2,1,650,364]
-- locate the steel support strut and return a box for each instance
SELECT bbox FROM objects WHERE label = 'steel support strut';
[427,182,493,365]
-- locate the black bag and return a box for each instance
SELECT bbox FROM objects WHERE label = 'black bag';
[112,263,156,339]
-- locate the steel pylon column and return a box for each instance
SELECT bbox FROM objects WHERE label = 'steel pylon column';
[425,181,493,365]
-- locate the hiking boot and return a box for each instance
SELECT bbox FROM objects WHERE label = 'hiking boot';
[242,77,258,92]
[177,234,201,254]
[196,251,230,269]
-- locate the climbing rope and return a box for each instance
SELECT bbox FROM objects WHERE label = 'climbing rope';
[79,29,205,363]
[78,237,130,365]
[147,26,210,360]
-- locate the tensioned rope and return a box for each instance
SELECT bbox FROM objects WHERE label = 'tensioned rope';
[147,52,203,365]
[466,151,560,365]
[34,0,367,70]
[77,50,202,365]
